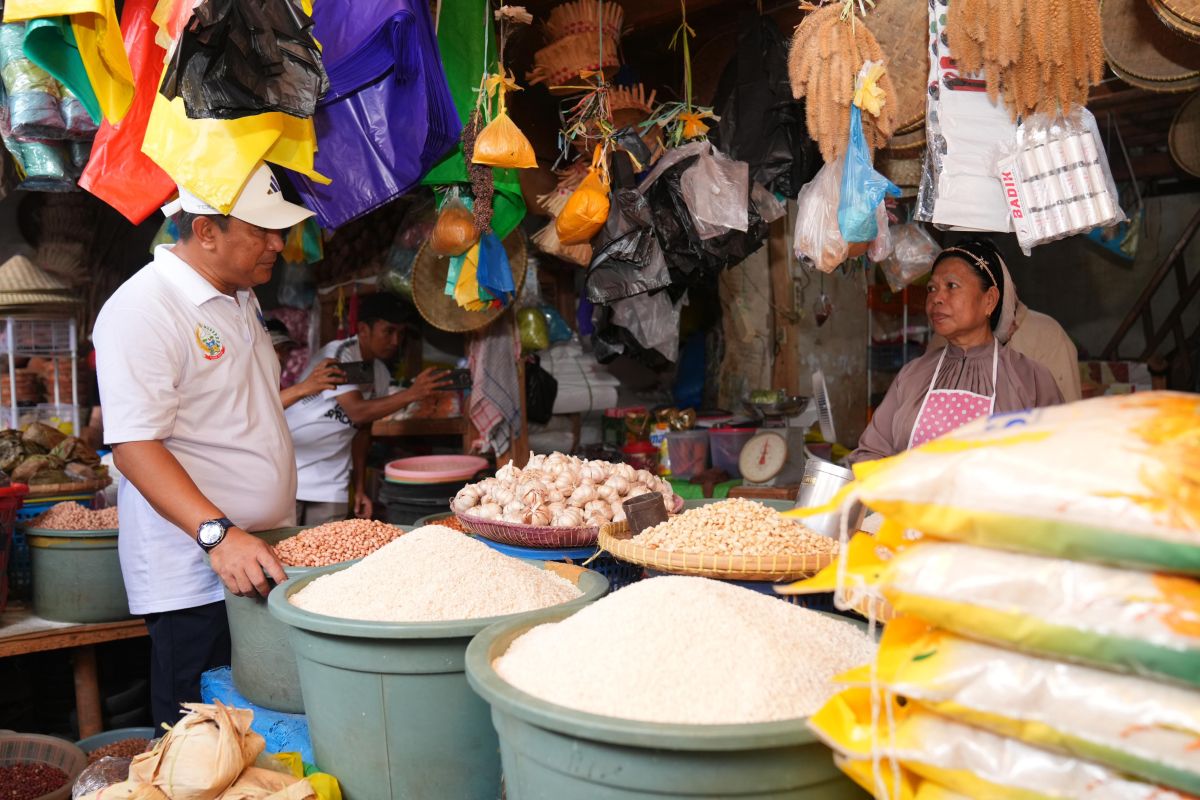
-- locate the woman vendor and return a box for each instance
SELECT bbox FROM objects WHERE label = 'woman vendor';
[851,239,1063,464]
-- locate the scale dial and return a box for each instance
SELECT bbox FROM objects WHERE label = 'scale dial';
[739,432,789,484]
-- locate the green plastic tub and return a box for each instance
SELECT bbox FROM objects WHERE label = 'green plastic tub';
[25,526,131,623]
[268,560,609,800]
[222,525,409,714]
[466,607,869,799]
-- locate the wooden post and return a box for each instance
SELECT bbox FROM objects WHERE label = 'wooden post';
[72,645,102,738]
[768,217,801,395]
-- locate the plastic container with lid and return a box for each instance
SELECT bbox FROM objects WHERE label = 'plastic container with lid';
[708,428,757,479]
[666,430,708,479]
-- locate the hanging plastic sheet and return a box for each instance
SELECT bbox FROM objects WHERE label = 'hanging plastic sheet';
[681,148,749,238]
[593,289,681,368]
[586,149,670,304]
[839,105,900,243]
[420,0,524,239]
[287,0,459,229]
[22,17,101,124]
[640,140,769,291]
[159,0,328,120]
[0,85,75,189]
[78,0,174,223]
[710,10,818,198]
[5,0,134,124]
[0,23,66,140]
[59,90,96,137]
[476,231,515,304]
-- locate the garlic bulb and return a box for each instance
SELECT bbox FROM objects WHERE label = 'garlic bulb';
[605,475,631,497]
[569,484,598,506]
[546,501,566,516]
[582,462,608,484]
[491,486,516,508]
[503,511,526,524]
[615,463,636,482]
[516,481,547,506]
[452,486,481,513]
[610,502,627,523]
[585,513,609,527]
[528,506,553,526]
[627,485,650,499]
[554,472,576,492]
[503,500,526,518]
[497,463,520,483]
[596,484,618,502]
[476,502,502,519]
[546,489,565,504]
[553,507,585,527]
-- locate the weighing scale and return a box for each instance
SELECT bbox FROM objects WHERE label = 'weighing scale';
[736,371,836,489]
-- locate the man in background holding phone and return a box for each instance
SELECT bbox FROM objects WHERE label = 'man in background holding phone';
[285,294,451,524]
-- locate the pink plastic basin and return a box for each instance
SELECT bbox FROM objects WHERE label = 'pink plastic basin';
[384,455,489,484]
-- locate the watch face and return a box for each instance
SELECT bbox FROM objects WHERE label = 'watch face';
[198,521,225,547]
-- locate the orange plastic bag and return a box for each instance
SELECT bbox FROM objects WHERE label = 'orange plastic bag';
[471,72,536,169]
[556,147,609,245]
[430,190,479,256]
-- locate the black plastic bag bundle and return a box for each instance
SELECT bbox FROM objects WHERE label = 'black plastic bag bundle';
[640,142,769,291]
[709,11,818,198]
[160,0,329,120]
[585,149,671,304]
[524,355,558,425]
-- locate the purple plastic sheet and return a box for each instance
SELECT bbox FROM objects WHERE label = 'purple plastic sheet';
[289,0,460,229]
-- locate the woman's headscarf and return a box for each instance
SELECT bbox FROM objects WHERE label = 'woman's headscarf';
[932,239,1019,343]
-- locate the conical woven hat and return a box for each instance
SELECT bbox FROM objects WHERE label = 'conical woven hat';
[1150,0,1200,41]
[1103,0,1200,82]
[0,255,72,294]
[1162,0,1200,25]
[412,230,528,333]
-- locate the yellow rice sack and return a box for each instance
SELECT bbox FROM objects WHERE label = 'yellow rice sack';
[789,536,1200,687]
[841,618,1200,795]
[812,688,1197,800]
[796,393,1200,574]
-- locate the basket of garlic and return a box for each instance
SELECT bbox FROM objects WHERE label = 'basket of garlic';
[452,452,683,548]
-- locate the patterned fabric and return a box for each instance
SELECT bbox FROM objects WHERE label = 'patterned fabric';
[266,307,310,388]
[468,318,520,456]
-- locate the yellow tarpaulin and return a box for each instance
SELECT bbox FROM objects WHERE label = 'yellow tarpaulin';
[5,0,134,123]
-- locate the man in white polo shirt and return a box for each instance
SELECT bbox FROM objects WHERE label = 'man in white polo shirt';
[93,163,308,728]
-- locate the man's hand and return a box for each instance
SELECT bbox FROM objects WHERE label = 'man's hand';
[407,367,454,404]
[208,527,287,598]
[296,359,344,398]
[354,493,374,519]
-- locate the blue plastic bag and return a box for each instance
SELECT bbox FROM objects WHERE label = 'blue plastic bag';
[838,105,900,243]
[476,232,515,303]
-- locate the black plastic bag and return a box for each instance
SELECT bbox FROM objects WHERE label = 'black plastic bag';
[591,290,678,370]
[641,141,769,290]
[709,11,818,198]
[160,0,329,120]
[585,149,671,304]
[525,355,558,425]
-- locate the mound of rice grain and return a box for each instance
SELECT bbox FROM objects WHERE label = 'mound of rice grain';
[289,525,583,622]
[494,576,876,725]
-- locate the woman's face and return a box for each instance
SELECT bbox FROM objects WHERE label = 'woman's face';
[926,257,999,343]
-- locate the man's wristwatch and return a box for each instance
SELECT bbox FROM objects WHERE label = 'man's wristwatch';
[197,518,234,552]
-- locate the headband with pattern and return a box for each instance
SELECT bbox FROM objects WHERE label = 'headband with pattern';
[940,246,998,288]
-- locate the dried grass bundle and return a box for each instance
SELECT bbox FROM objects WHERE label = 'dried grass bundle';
[788,4,897,162]
[947,0,1104,118]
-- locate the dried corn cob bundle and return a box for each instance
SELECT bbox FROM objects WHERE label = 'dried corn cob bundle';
[544,0,625,43]
[788,4,897,162]
[947,0,1104,119]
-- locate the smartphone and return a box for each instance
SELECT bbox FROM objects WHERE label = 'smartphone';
[439,368,472,391]
[338,360,375,385]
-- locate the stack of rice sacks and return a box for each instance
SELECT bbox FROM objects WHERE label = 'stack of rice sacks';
[785,392,1200,800]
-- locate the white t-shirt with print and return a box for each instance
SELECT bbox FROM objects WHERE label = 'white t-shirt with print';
[285,337,390,503]
[93,245,297,616]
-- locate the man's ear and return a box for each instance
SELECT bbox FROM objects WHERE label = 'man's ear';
[193,217,221,251]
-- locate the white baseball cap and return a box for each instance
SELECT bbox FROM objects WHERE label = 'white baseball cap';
[161,163,315,231]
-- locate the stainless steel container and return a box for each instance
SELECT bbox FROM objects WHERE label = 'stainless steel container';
[794,457,864,538]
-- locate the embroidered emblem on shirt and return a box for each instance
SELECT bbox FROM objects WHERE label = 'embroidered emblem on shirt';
[195,323,226,361]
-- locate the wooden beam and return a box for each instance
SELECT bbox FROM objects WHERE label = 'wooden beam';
[768,217,801,396]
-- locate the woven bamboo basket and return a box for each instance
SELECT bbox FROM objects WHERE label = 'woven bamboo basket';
[1103,0,1200,83]
[27,476,111,498]
[411,231,528,333]
[1170,90,1200,176]
[883,126,927,157]
[459,494,684,549]
[868,0,928,136]
[544,0,625,43]
[532,222,592,267]
[1150,0,1200,39]
[527,35,619,92]
[597,528,837,582]
[1109,60,1200,91]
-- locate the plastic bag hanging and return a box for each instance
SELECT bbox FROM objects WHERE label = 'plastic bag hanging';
[430,187,479,256]
[793,156,847,273]
[838,103,899,243]
[556,145,610,245]
[475,231,515,304]
[158,0,329,120]
[471,71,536,169]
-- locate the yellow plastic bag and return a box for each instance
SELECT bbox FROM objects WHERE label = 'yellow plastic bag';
[839,617,1200,795]
[812,688,1195,800]
[5,0,134,123]
[453,243,488,312]
[799,392,1200,575]
[472,72,536,169]
[788,534,1200,687]
[142,85,329,213]
[268,754,341,800]
[556,146,609,245]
